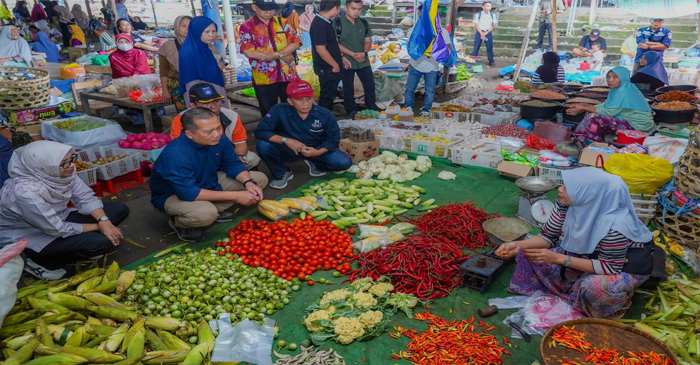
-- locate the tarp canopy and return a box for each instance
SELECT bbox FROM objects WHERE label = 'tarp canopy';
[618,0,700,18]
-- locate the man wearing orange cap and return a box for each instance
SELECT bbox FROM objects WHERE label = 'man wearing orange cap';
[254,80,352,189]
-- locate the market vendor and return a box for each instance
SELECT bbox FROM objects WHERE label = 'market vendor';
[0,141,130,280]
[498,167,654,318]
[572,29,607,58]
[158,15,191,112]
[29,26,59,63]
[567,67,652,146]
[380,42,401,64]
[0,119,13,187]
[254,80,352,189]
[630,51,667,92]
[531,51,565,85]
[109,34,151,79]
[0,25,34,66]
[117,18,159,52]
[168,83,261,168]
[68,24,85,46]
[150,108,268,242]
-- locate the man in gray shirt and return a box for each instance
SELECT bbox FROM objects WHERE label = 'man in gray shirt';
[536,0,564,52]
[404,25,452,117]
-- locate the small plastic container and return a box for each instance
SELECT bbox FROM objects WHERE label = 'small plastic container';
[386,106,399,121]
[378,111,387,120]
[398,108,413,122]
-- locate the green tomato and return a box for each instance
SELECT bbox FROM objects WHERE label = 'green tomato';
[287,343,297,351]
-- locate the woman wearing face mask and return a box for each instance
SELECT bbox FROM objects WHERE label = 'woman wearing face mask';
[0,26,34,66]
[0,141,130,280]
[117,18,158,52]
[158,15,191,112]
[178,16,229,107]
[109,34,151,79]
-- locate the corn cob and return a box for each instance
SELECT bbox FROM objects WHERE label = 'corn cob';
[82,293,133,311]
[182,342,208,365]
[68,268,105,286]
[175,323,195,337]
[16,283,51,300]
[126,324,145,359]
[47,324,68,341]
[36,318,53,347]
[102,261,120,284]
[112,357,145,365]
[141,350,189,364]
[76,276,102,296]
[23,353,88,365]
[156,329,191,351]
[197,319,215,352]
[85,323,118,336]
[122,320,144,353]
[116,271,135,295]
[0,334,34,350]
[63,326,88,347]
[48,293,93,311]
[85,306,137,322]
[86,280,117,295]
[28,297,72,314]
[101,318,118,327]
[85,316,102,326]
[0,313,75,339]
[2,309,41,326]
[46,281,70,294]
[144,317,185,332]
[2,338,40,365]
[99,323,128,352]
[61,346,126,363]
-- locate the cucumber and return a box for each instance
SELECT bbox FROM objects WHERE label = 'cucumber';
[341,211,354,217]
[331,220,345,229]
[300,189,314,194]
[392,209,408,215]
[335,204,345,212]
[422,199,435,206]
[373,194,388,200]
[313,213,327,221]
[374,205,394,213]
[418,204,438,211]
[331,197,344,206]
[400,202,414,209]
[327,212,340,219]
[353,219,370,224]
[413,199,421,206]
[411,185,427,194]
[366,203,374,215]
[361,212,373,220]
[373,200,394,207]
[300,212,306,220]
[347,207,368,214]
[308,211,327,217]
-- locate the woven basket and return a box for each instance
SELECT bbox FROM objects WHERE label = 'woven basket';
[540,319,678,365]
[655,208,700,251]
[677,127,700,200]
[0,66,51,111]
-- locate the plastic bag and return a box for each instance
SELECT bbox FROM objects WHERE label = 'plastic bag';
[41,117,128,150]
[0,240,27,328]
[279,196,318,213]
[359,224,390,238]
[211,314,275,365]
[352,231,404,253]
[643,136,688,167]
[604,154,674,194]
[301,70,321,98]
[241,87,256,97]
[526,135,556,150]
[91,55,110,66]
[134,74,162,102]
[59,63,86,80]
[128,89,163,103]
[257,200,289,221]
[502,291,585,339]
[532,121,572,144]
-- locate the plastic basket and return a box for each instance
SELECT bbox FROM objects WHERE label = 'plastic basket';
[537,163,578,186]
[89,183,104,198]
[403,132,465,159]
[382,121,429,131]
[631,192,659,225]
[77,167,98,186]
[451,143,510,169]
[100,169,144,195]
[125,147,164,163]
[77,146,140,180]
[469,111,520,126]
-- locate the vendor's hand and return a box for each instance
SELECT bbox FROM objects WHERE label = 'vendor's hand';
[342,58,352,70]
[239,155,249,165]
[284,138,306,155]
[234,191,259,206]
[523,248,563,265]
[496,241,521,259]
[99,221,122,246]
[301,146,322,158]
[566,105,586,116]
[282,54,294,64]
[0,57,12,64]
[161,88,172,105]
[245,183,264,201]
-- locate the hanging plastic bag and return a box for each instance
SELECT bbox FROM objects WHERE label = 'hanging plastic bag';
[210,314,275,365]
[502,291,585,339]
[0,240,27,328]
[604,153,674,194]
[301,70,321,98]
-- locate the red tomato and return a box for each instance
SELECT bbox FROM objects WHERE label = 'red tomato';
[347,228,356,235]
[307,280,315,286]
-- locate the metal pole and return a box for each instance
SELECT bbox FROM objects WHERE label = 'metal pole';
[588,0,596,25]
[391,3,397,24]
[84,0,94,18]
[413,0,418,25]
[189,0,196,16]
[513,0,540,82]
[221,0,236,66]
[150,0,157,26]
[552,0,557,51]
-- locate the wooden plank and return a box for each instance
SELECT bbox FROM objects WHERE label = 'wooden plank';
[552,0,557,52]
[227,92,259,107]
[225,81,253,92]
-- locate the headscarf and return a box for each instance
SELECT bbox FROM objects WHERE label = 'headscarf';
[636,51,668,86]
[54,3,74,21]
[13,1,30,19]
[282,2,294,18]
[132,16,148,30]
[0,141,76,208]
[71,4,89,29]
[157,15,190,71]
[68,24,86,45]
[31,3,48,21]
[535,51,560,84]
[178,16,225,93]
[0,26,33,66]
[380,42,399,63]
[560,167,653,255]
[109,34,151,78]
[33,31,59,62]
[604,67,651,112]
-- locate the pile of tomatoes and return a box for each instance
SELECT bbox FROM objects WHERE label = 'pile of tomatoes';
[215,216,355,281]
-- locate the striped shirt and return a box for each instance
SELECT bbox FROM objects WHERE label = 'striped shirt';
[531,65,566,85]
[538,201,645,275]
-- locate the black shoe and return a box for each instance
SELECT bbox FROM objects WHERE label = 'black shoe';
[216,211,235,223]
[169,217,205,242]
[489,61,496,67]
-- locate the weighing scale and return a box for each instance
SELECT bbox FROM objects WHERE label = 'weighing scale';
[459,251,514,294]
[515,176,557,227]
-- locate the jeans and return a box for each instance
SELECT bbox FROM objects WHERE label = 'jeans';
[404,67,438,113]
[253,82,291,118]
[342,66,378,115]
[536,21,553,49]
[316,68,342,111]
[471,31,494,63]
[25,202,130,270]
[256,140,352,179]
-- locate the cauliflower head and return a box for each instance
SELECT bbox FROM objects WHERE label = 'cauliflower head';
[357,161,369,170]
[368,282,394,297]
[356,170,373,179]
[358,310,384,328]
[405,171,422,181]
[320,289,351,307]
[398,154,408,162]
[377,171,391,180]
[347,277,374,292]
[352,292,378,309]
[304,310,330,332]
[333,317,365,345]
[347,165,361,173]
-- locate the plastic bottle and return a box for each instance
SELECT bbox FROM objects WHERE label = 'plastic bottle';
[386,106,399,121]
[378,111,387,120]
[398,108,412,122]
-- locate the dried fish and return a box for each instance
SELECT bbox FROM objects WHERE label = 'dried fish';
[273,346,346,365]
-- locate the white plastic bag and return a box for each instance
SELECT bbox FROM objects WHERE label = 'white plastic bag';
[501,291,585,339]
[643,136,688,167]
[41,117,127,150]
[211,314,275,365]
[0,239,27,328]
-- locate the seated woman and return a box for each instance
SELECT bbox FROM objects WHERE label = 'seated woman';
[158,15,191,112]
[88,19,117,51]
[380,42,401,64]
[109,34,151,79]
[117,18,158,52]
[531,51,565,85]
[0,25,34,66]
[131,16,149,31]
[567,67,653,146]
[68,24,86,46]
[30,26,59,63]
[498,167,653,319]
[0,141,130,279]
[630,51,667,92]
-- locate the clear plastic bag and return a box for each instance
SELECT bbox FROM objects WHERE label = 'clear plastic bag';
[257,200,290,221]
[352,231,404,253]
[279,196,318,213]
[501,291,585,339]
[359,224,390,238]
[134,74,162,102]
[0,240,27,328]
[210,314,275,365]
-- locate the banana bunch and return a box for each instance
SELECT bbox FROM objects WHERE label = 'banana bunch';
[258,200,291,221]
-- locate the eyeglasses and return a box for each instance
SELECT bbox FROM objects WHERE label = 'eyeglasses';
[60,154,78,169]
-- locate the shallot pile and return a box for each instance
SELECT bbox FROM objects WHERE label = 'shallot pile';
[481,124,531,139]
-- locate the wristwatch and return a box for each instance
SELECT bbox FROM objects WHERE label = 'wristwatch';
[563,255,572,267]
[281,137,288,145]
[242,179,257,187]
[279,52,284,59]
[98,216,110,223]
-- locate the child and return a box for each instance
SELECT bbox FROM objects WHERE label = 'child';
[589,41,604,72]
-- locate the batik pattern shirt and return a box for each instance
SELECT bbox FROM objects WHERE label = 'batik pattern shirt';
[239,15,301,86]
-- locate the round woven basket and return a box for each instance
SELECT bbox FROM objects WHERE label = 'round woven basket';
[0,66,51,111]
[540,318,678,365]
[677,127,700,200]
[655,207,700,251]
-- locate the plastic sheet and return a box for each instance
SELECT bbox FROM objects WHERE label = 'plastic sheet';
[500,291,585,339]
[41,117,128,150]
[210,314,275,365]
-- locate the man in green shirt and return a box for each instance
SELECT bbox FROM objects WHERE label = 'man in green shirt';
[335,0,378,119]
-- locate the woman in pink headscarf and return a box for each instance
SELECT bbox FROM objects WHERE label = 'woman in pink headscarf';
[108,34,151,79]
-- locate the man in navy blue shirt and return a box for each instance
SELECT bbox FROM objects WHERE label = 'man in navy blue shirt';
[255,80,352,189]
[633,18,672,74]
[573,29,607,58]
[150,108,268,242]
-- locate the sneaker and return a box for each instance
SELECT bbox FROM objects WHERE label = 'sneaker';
[168,217,205,242]
[270,170,294,189]
[545,46,553,52]
[216,211,235,223]
[24,258,67,280]
[305,160,326,177]
[489,61,496,67]
[420,111,430,117]
[534,47,542,52]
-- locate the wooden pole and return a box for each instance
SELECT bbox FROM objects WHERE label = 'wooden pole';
[150,0,157,26]
[190,0,196,16]
[513,0,540,82]
[588,0,596,25]
[552,0,557,51]
[85,0,93,18]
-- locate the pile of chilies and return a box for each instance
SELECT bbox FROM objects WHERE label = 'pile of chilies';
[349,202,498,300]
[390,312,510,365]
[551,327,676,365]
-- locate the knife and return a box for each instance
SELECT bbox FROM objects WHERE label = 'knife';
[505,320,532,342]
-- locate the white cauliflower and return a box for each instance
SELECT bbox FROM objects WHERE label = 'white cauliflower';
[368,282,394,297]
[369,164,384,175]
[385,165,401,175]
[358,310,384,329]
[333,317,365,345]
[357,161,369,170]
[377,171,391,180]
[320,289,351,307]
[383,154,398,164]
[348,277,374,292]
[347,165,361,173]
[437,171,457,180]
[381,151,398,158]
[416,156,432,167]
[352,292,378,309]
[390,173,406,183]
[404,171,422,181]
[416,162,431,173]
[398,161,415,172]
[367,156,382,164]
[356,170,373,179]
[398,154,408,162]
[304,310,330,332]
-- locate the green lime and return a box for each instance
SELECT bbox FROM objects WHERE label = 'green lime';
[287,343,297,351]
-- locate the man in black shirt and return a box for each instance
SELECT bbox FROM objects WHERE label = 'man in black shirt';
[310,0,351,111]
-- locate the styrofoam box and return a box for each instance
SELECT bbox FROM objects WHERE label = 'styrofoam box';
[468,111,521,126]
[77,146,140,180]
[450,143,517,169]
[403,132,466,158]
[382,121,430,131]
[77,167,98,186]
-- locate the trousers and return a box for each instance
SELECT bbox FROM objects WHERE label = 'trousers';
[471,31,494,63]
[253,82,291,118]
[342,66,378,114]
[256,140,352,180]
[537,21,553,49]
[316,68,342,111]
[404,67,438,113]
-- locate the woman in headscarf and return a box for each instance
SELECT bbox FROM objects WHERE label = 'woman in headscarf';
[31,28,59,63]
[380,42,400,64]
[498,168,653,318]
[109,34,151,79]
[131,16,149,31]
[117,18,158,52]
[0,25,34,66]
[178,16,228,107]
[53,1,75,49]
[0,141,130,280]
[299,4,314,50]
[68,24,86,46]
[158,15,191,112]
[566,67,653,146]
[13,1,31,20]
[531,51,565,85]
[31,2,50,33]
[0,118,13,188]
[70,4,89,30]
[281,2,299,35]
[88,18,116,51]
[630,51,667,92]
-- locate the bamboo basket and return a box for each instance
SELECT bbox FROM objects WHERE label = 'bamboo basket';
[655,207,700,251]
[0,66,51,111]
[676,127,700,200]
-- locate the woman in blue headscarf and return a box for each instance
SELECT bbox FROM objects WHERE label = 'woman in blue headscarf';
[497,167,654,318]
[31,28,59,63]
[178,16,229,107]
[566,67,653,146]
[630,51,668,92]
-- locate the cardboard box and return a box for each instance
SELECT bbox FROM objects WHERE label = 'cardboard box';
[1,101,75,124]
[15,123,44,140]
[68,47,88,62]
[579,142,614,167]
[339,138,380,163]
[497,161,538,179]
